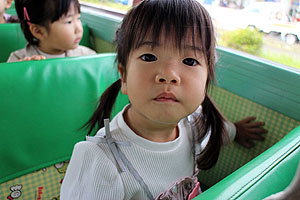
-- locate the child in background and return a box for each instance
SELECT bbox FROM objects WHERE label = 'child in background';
[0,0,18,23]
[60,0,266,199]
[7,0,96,62]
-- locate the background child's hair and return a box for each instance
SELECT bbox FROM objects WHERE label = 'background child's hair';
[86,0,226,170]
[15,0,80,45]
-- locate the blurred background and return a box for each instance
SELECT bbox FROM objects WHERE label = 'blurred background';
[80,0,300,70]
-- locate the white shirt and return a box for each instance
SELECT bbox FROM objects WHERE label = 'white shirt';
[60,105,236,200]
[7,44,96,62]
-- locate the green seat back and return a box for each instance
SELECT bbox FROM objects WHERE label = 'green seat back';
[0,54,128,184]
[0,23,92,63]
[0,54,129,199]
[196,125,300,199]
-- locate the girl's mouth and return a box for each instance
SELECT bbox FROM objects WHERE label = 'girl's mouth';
[75,38,81,44]
[154,92,179,102]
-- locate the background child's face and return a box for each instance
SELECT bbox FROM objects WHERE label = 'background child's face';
[121,33,208,126]
[39,3,83,54]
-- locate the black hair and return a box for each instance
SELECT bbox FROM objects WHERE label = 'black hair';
[86,0,226,170]
[15,0,80,45]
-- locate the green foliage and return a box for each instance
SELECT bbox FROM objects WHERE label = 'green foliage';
[259,51,300,70]
[80,0,131,11]
[221,28,263,55]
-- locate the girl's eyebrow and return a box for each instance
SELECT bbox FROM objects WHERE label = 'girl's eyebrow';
[139,41,202,52]
[139,41,159,48]
[184,45,202,51]
[65,13,77,18]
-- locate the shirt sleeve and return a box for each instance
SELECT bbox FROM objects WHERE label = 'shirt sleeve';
[7,52,21,63]
[188,106,237,153]
[60,141,125,200]
[224,120,236,144]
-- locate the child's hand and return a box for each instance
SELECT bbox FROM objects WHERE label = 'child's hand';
[234,116,267,148]
[19,55,46,61]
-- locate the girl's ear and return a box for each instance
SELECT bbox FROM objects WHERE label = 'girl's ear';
[5,0,13,9]
[29,24,48,41]
[118,64,127,95]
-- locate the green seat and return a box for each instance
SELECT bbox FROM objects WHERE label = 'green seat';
[0,22,92,63]
[0,23,26,63]
[0,54,129,199]
[197,125,300,199]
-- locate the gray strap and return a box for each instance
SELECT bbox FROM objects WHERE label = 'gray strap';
[104,119,127,172]
[117,143,154,200]
[103,119,154,200]
[86,136,107,143]
[86,136,130,146]
[190,120,198,174]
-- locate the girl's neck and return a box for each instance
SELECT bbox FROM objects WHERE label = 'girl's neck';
[123,106,179,143]
[37,44,65,55]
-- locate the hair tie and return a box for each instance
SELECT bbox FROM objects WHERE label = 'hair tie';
[23,7,31,26]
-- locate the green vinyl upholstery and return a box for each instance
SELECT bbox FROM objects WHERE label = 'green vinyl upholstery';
[0,54,128,183]
[0,22,92,63]
[196,125,300,200]
[0,54,130,199]
[0,23,26,63]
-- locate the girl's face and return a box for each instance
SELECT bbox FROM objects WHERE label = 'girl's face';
[39,3,83,54]
[121,33,208,129]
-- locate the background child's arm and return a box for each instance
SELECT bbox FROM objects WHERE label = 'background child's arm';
[234,116,267,148]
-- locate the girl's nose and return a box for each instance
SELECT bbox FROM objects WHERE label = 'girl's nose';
[155,68,181,85]
[75,20,83,34]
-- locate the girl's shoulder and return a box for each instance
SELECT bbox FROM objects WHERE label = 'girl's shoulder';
[73,140,107,156]
[71,139,119,167]
[7,44,36,62]
[61,140,125,199]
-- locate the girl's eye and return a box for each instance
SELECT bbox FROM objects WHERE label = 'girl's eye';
[140,54,157,62]
[183,58,199,66]
[66,20,72,24]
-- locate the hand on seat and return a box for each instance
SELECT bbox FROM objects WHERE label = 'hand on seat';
[234,116,267,148]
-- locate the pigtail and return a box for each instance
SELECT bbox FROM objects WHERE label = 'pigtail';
[84,79,121,136]
[196,95,226,170]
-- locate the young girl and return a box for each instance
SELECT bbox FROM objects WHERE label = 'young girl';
[7,0,96,62]
[60,0,266,199]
